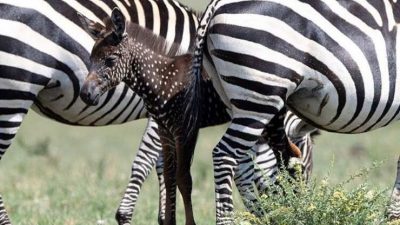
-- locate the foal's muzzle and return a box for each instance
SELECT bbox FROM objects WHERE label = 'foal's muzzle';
[80,73,102,106]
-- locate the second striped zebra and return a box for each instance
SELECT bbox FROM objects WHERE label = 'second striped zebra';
[192,0,400,224]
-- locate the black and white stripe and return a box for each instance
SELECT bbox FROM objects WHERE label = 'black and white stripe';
[0,1,315,224]
[193,0,400,223]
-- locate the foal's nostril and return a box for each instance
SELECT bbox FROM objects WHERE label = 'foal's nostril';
[80,82,100,106]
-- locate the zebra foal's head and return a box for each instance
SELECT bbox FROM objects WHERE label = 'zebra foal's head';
[78,8,129,105]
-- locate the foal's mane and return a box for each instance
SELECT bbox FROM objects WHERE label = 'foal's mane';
[126,21,186,57]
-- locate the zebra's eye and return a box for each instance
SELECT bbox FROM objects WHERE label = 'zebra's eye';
[105,54,118,67]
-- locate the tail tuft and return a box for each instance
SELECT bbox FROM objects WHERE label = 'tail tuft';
[182,0,221,143]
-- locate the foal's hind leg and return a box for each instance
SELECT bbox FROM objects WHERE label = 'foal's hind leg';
[175,132,199,225]
[116,118,163,225]
[158,127,177,225]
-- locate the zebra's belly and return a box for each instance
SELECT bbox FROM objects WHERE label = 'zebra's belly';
[35,80,148,126]
[288,78,399,133]
[288,90,348,132]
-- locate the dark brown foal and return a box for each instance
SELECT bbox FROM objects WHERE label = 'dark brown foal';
[78,7,307,225]
[78,8,200,225]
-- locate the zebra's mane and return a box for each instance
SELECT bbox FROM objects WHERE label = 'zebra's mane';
[97,15,185,57]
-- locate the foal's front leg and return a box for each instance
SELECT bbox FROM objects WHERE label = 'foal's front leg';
[159,127,177,225]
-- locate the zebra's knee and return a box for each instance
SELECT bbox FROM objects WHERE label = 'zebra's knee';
[212,147,237,167]
[115,209,131,225]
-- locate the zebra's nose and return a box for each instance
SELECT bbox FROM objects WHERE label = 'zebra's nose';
[80,78,101,106]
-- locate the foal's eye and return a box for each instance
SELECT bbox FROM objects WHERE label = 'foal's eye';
[105,54,118,67]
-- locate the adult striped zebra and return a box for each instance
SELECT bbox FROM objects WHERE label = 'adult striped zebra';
[0,0,197,224]
[388,156,400,221]
[0,0,315,224]
[192,0,400,223]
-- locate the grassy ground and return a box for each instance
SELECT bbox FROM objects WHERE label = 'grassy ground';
[0,112,398,225]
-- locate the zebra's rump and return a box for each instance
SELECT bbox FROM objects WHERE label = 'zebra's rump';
[206,0,400,134]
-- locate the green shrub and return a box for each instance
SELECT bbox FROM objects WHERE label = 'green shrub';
[235,163,391,225]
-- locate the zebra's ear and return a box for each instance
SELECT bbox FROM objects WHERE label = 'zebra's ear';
[77,12,105,40]
[111,8,127,40]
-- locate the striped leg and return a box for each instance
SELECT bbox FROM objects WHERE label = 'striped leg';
[0,67,43,224]
[0,102,35,225]
[234,137,278,216]
[213,117,267,224]
[387,156,400,221]
[290,135,313,182]
[233,153,258,215]
[116,118,162,225]
[253,141,278,193]
[156,154,166,225]
[0,197,9,225]
[213,111,293,224]
[284,112,318,182]
[208,64,295,224]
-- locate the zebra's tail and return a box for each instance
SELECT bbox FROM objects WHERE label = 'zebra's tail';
[183,0,221,142]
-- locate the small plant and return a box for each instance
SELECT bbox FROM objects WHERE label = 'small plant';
[235,162,390,225]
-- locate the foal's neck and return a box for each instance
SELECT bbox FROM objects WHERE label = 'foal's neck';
[125,39,192,120]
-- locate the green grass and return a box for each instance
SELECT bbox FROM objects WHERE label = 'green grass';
[0,112,398,224]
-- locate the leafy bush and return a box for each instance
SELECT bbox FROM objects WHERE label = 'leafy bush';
[235,163,392,225]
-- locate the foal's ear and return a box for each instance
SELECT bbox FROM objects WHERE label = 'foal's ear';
[77,12,105,40]
[111,8,127,40]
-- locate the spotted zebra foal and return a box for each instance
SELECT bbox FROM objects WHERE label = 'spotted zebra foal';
[79,7,308,224]
[387,156,400,221]
[80,8,200,225]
